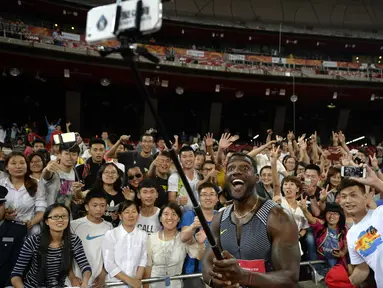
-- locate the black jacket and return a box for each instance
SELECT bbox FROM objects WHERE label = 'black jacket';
[75,158,106,190]
[0,220,27,287]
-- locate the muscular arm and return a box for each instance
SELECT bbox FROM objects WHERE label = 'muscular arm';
[349,262,370,286]
[245,207,300,288]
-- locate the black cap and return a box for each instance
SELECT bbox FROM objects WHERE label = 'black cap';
[0,185,8,204]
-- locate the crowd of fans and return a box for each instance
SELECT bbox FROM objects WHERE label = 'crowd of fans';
[0,120,383,288]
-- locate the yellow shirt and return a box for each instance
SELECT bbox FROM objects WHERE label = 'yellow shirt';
[216,169,226,189]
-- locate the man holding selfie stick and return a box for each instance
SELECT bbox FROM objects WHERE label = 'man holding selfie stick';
[41,136,84,218]
[202,153,300,287]
[339,166,383,287]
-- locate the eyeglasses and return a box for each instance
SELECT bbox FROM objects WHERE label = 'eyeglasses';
[48,214,69,221]
[30,160,42,164]
[128,173,143,180]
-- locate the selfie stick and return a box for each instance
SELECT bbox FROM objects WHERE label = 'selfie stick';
[99,0,223,261]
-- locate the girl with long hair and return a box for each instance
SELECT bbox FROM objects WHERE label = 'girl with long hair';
[322,167,342,202]
[93,162,132,226]
[10,203,91,288]
[28,152,46,181]
[299,200,348,276]
[0,151,46,235]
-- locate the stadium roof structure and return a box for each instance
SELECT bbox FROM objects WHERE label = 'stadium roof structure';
[67,0,383,29]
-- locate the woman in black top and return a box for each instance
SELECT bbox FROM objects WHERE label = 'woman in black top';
[92,163,130,227]
[11,203,91,288]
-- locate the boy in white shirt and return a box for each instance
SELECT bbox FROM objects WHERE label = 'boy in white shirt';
[71,189,113,287]
[339,167,383,287]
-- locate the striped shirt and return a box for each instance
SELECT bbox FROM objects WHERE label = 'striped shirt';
[11,234,91,288]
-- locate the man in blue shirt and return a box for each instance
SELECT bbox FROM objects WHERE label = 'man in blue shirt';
[180,182,219,274]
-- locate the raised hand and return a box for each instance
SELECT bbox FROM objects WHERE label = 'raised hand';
[369,153,379,169]
[298,196,308,211]
[287,131,295,141]
[269,146,280,164]
[338,131,346,144]
[219,133,234,149]
[267,129,273,135]
[310,131,317,144]
[319,184,330,202]
[46,159,61,174]
[120,135,131,143]
[204,133,214,147]
[332,131,339,145]
[297,134,306,144]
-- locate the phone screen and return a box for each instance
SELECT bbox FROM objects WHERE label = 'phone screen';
[342,166,365,178]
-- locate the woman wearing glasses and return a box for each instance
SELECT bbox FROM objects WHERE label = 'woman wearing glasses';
[10,203,91,288]
[28,152,47,181]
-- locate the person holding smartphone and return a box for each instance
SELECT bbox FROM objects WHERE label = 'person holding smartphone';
[299,200,348,277]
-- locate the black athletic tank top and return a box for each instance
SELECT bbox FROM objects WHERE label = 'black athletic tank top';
[219,199,277,272]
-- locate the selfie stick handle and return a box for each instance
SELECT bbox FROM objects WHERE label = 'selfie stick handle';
[107,0,223,260]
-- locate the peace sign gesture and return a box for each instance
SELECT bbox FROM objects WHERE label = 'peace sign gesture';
[298,196,308,211]
[269,145,280,164]
[369,153,379,169]
[319,184,330,203]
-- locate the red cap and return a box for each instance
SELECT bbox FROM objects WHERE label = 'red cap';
[325,264,356,288]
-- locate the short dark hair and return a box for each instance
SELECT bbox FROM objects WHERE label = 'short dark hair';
[195,151,206,157]
[259,165,272,175]
[179,145,195,156]
[118,200,139,214]
[32,139,45,147]
[227,152,257,173]
[158,202,182,227]
[138,178,157,193]
[197,182,219,195]
[84,189,108,205]
[339,177,366,194]
[305,164,320,175]
[89,138,106,148]
[281,176,302,194]
[59,143,80,155]
[142,133,154,141]
[158,150,172,160]
[202,160,215,169]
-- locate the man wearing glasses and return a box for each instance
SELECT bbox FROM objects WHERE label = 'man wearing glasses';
[180,182,218,280]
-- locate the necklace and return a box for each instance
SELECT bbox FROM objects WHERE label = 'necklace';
[233,197,259,219]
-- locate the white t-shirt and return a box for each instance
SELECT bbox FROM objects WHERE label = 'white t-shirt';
[168,170,200,212]
[256,154,286,176]
[136,208,162,235]
[280,197,309,231]
[347,206,383,287]
[280,197,309,256]
[71,216,113,284]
